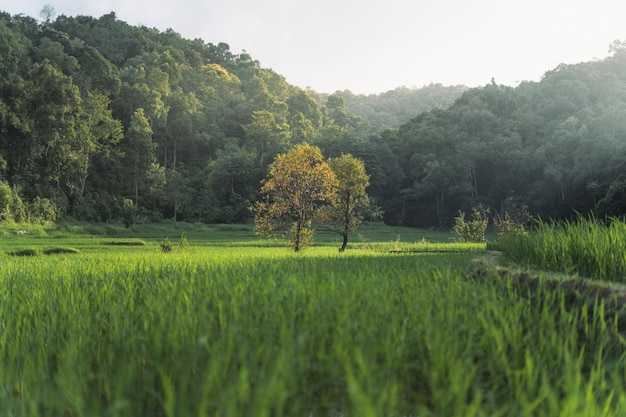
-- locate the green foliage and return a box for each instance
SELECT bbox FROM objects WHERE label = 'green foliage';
[27,197,57,225]
[452,205,489,242]
[0,181,14,221]
[9,186,25,223]
[3,10,626,227]
[337,84,466,128]
[0,183,41,224]
[493,204,532,241]
[286,222,314,250]
[122,198,136,228]
[253,143,338,251]
[159,236,173,253]
[322,154,370,251]
[178,232,189,249]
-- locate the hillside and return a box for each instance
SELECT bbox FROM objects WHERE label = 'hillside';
[1,10,626,228]
[335,84,467,128]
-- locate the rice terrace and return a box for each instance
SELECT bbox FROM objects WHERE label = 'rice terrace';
[4,5,626,416]
[1,218,626,417]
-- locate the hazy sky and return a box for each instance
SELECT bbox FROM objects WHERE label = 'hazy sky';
[2,0,626,94]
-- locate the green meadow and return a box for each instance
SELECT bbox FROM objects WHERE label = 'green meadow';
[2,222,626,416]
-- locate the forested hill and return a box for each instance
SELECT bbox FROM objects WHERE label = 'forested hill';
[388,45,626,226]
[333,85,467,128]
[0,11,387,224]
[1,10,626,228]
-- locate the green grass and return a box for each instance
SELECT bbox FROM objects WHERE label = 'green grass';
[1,222,626,416]
[489,216,626,284]
[0,222,460,254]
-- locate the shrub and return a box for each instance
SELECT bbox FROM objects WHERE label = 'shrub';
[179,232,189,249]
[452,205,489,243]
[28,197,57,225]
[493,206,531,241]
[160,237,173,253]
[10,185,25,223]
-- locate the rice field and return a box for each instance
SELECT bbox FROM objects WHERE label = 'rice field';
[489,216,626,283]
[1,223,626,416]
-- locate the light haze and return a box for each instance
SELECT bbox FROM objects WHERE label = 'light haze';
[2,0,625,94]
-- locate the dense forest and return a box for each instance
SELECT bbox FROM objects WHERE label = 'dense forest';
[333,85,467,129]
[1,10,626,227]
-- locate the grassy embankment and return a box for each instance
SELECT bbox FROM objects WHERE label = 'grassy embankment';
[490,216,626,284]
[1,221,625,416]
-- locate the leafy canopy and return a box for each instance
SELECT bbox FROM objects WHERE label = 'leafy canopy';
[319,154,370,251]
[253,143,337,251]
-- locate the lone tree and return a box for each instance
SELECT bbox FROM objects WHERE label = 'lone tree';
[320,154,370,252]
[253,143,337,251]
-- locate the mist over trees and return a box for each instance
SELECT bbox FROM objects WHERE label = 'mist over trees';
[332,85,467,129]
[390,58,626,227]
[1,10,626,227]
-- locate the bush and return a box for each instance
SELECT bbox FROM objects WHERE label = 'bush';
[452,205,489,243]
[10,186,25,223]
[28,197,57,225]
[0,181,14,222]
[160,237,173,253]
[493,205,532,241]
[179,232,189,249]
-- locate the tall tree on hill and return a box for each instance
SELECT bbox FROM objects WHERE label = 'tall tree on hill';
[125,108,155,205]
[74,92,123,196]
[243,110,291,167]
[206,141,259,223]
[0,16,31,182]
[28,61,82,191]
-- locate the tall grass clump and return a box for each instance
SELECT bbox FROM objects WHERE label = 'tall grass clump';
[2,248,626,416]
[492,216,626,283]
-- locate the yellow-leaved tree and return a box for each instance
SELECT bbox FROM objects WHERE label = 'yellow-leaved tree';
[252,143,338,251]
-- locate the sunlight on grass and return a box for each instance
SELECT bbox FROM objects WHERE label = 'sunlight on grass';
[1,222,625,416]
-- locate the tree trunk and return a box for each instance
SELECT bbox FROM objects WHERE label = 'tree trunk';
[294,218,302,252]
[79,171,87,196]
[133,155,140,205]
[470,167,478,199]
[339,192,351,252]
[339,231,348,252]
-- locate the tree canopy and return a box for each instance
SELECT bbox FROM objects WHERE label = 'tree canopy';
[252,144,338,251]
[320,154,370,251]
[2,9,626,228]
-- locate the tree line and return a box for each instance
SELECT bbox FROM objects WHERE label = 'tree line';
[389,47,626,227]
[0,11,397,225]
[1,10,626,228]
[332,84,467,129]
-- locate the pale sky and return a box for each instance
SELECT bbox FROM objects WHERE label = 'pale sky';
[2,0,626,94]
